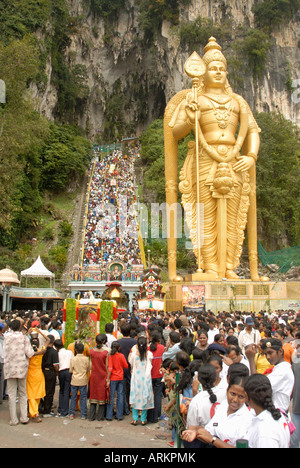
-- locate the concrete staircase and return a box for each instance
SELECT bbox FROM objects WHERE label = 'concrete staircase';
[61,168,91,287]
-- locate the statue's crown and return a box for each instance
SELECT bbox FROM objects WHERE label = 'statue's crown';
[203,37,227,66]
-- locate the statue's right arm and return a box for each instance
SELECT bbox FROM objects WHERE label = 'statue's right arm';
[172,100,193,141]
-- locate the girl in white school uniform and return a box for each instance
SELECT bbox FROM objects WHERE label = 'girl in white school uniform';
[244,374,290,448]
[186,364,227,429]
[182,374,253,448]
[183,363,227,448]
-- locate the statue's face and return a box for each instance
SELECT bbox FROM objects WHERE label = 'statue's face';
[204,60,227,89]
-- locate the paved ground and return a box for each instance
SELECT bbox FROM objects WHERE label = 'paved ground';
[0,386,172,449]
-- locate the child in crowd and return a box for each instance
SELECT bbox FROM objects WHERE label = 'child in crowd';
[161,359,178,398]
[106,341,128,421]
[162,357,187,448]
[69,341,91,420]
[164,351,196,447]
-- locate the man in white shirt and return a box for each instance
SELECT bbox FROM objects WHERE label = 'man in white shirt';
[162,331,181,361]
[3,319,35,425]
[238,317,261,353]
[207,319,219,345]
[48,321,61,341]
[54,339,73,417]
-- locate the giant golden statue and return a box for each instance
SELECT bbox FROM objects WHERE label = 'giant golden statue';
[164,37,268,282]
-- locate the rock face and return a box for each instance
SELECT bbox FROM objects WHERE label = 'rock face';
[285,266,300,281]
[34,0,300,139]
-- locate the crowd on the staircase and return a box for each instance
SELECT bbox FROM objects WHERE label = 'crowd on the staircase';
[82,147,142,275]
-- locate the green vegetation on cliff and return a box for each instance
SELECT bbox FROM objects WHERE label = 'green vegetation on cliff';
[255,112,300,249]
[0,36,92,245]
[137,0,192,42]
[253,0,300,30]
[0,1,93,279]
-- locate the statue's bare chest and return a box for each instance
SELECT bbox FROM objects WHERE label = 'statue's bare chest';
[198,94,240,130]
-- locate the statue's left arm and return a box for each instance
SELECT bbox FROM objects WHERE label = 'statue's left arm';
[233,95,260,173]
[235,96,268,282]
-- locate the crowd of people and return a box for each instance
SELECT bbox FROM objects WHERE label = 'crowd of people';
[82,147,142,273]
[0,307,300,448]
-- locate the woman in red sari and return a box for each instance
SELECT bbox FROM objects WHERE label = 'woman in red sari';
[88,334,109,421]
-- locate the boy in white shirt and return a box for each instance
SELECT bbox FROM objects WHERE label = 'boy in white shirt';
[246,338,294,413]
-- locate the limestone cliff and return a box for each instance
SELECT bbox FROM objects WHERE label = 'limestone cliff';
[33,0,300,140]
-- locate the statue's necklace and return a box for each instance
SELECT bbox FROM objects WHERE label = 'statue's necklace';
[204,94,233,129]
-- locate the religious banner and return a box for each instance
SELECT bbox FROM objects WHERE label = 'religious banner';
[182,285,205,309]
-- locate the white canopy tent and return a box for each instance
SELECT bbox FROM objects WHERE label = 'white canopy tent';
[20,256,55,288]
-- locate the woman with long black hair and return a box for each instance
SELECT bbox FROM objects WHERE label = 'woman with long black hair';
[88,334,109,421]
[244,373,290,448]
[129,336,154,425]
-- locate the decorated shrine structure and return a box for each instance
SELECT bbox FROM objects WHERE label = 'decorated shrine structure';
[138,268,165,313]
[63,296,118,348]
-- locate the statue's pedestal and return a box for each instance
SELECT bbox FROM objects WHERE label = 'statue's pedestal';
[185,273,220,282]
[163,279,300,314]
